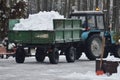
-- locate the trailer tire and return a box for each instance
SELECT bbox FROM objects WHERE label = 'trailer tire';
[66,47,76,62]
[85,34,102,60]
[15,47,25,63]
[48,48,59,64]
[35,47,45,62]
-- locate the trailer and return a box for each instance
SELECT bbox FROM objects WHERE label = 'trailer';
[8,19,84,64]
[8,11,109,64]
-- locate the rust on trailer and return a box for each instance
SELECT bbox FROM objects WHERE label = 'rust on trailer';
[0,47,6,53]
[0,46,15,55]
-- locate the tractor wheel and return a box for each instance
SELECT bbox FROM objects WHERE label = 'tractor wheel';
[66,46,76,62]
[15,47,25,63]
[114,46,120,58]
[85,34,102,60]
[48,48,59,64]
[35,47,46,62]
[103,47,109,58]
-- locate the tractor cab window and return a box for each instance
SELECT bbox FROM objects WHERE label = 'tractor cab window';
[96,16,104,29]
[79,16,86,27]
[87,16,95,28]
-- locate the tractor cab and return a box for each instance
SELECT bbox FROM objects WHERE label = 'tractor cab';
[69,11,105,31]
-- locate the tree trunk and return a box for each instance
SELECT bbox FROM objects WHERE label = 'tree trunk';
[37,0,40,12]
[113,0,120,31]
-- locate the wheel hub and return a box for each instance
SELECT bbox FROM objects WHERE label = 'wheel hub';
[91,39,102,56]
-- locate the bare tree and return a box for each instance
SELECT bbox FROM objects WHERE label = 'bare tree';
[112,0,120,31]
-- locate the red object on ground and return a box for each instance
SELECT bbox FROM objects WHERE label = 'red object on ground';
[96,70,104,75]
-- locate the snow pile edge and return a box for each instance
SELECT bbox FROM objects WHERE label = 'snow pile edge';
[13,11,65,31]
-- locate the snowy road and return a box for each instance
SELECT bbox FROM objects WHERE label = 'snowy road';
[0,54,120,80]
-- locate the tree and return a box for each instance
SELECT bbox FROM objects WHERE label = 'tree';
[0,0,10,39]
[112,0,120,31]
[10,0,27,19]
[0,0,27,39]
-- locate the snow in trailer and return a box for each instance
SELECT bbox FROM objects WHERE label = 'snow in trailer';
[13,11,65,30]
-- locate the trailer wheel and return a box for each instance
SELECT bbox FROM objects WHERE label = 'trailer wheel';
[85,34,102,60]
[35,47,45,62]
[15,47,25,63]
[48,48,59,64]
[66,47,76,62]
[114,46,120,58]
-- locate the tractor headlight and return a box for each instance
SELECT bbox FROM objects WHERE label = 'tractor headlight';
[118,39,120,43]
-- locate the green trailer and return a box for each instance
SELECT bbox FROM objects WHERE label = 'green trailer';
[8,19,83,64]
[9,19,82,44]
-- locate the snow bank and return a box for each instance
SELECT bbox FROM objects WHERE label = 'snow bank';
[96,53,120,62]
[80,53,88,60]
[104,54,120,61]
[61,53,120,80]
[13,11,64,31]
[62,69,120,80]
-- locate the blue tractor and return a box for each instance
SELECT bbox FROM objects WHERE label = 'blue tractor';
[70,11,120,60]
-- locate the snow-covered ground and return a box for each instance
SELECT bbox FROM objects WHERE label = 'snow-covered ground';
[0,53,120,80]
[70,54,120,80]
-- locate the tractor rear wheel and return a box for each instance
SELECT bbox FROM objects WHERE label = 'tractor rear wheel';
[85,34,102,60]
[114,46,120,58]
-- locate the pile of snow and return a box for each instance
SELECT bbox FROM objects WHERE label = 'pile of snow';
[96,53,120,62]
[13,11,64,31]
[61,55,120,80]
[62,69,120,80]
[104,54,120,61]
[80,53,88,60]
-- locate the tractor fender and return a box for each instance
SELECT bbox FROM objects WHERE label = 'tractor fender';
[81,30,101,40]
[81,32,89,40]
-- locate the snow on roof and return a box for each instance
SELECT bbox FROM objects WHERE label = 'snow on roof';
[71,11,103,15]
